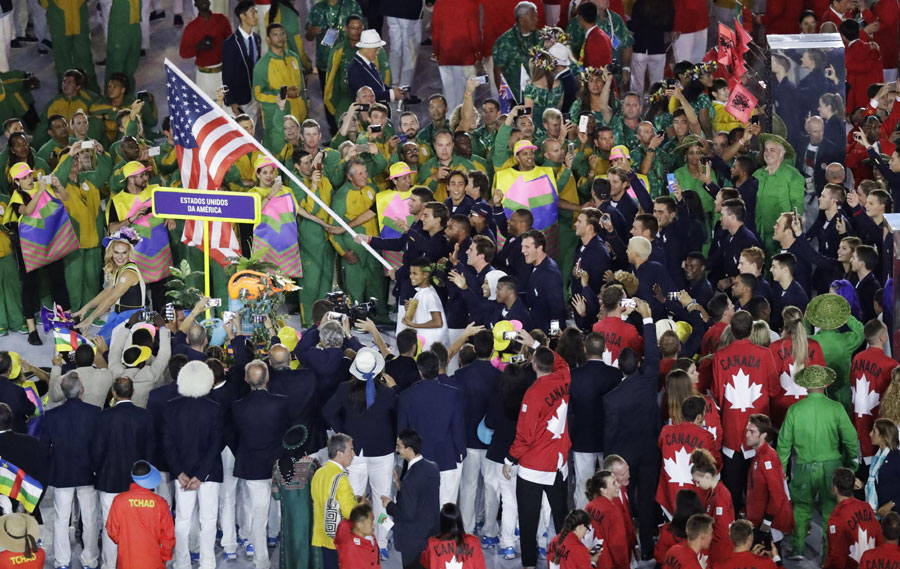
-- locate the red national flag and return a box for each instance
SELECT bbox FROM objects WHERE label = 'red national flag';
[717,23,736,65]
[165,61,251,266]
[725,82,758,124]
[734,19,752,59]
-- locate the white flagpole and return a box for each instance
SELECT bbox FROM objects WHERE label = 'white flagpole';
[163,58,392,270]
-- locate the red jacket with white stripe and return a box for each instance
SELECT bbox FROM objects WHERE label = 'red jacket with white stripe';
[825,498,883,569]
[746,441,794,534]
[712,339,777,453]
[656,422,718,516]
[507,353,571,474]
[850,347,897,460]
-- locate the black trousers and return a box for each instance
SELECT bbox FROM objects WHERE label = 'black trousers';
[16,247,69,318]
[516,470,568,567]
[619,446,661,558]
[722,452,752,513]
[320,546,338,569]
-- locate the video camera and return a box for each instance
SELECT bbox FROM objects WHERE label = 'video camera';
[325,290,378,324]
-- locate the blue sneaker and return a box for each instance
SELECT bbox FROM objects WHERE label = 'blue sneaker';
[500,546,516,560]
[190,552,200,563]
[54,566,70,569]
[224,552,237,561]
[538,547,547,560]
[267,536,279,548]
[245,544,255,558]
[380,548,390,560]
[480,535,499,548]
[515,527,520,537]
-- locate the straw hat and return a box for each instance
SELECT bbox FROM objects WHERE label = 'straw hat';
[759,133,796,161]
[357,29,386,49]
[805,293,851,330]
[793,365,836,389]
[0,514,39,555]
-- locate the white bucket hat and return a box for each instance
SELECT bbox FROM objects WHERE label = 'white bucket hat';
[350,347,385,381]
[548,42,571,67]
[357,29,386,49]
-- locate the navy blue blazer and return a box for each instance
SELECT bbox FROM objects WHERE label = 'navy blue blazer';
[231,389,290,480]
[461,287,532,329]
[146,382,179,472]
[491,217,530,294]
[706,225,760,284]
[348,53,392,104]
[322,380,399,457]
[163,396,224,483]
[385,457,440,558]
[0,380,36,434]
[452,360,501,450]
[172,331,207,361]
[385,355,421,392]
[558,69,579,113]
[571,235,610,297]
[0,431,49,489]
[268,367,321,449]
[40,399,99,488]
[398,379,466,471]
[92,401,154,494]
[221,30,261,106]
[525,256,566,332]
[569,360,623,454]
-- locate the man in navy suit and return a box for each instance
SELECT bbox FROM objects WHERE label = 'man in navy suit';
[41,371,100,569]
[453,330,501,534]
[0,352,36,433]
[231,360,290,568]
[146,355,188,508]
[522,229,566,332]
[93,377,154,569]
[397,351,466,507]
[384,329,421,391]
[603,299,661,560]
[382,429,440,569]
[572,208,611,297]
[348,29,404,105]
[267,344,318,443]
[221,0,261,118]
[492,207,533,293]
[569,333,623,509]
[163,360,225,569]
[455,273,532,329]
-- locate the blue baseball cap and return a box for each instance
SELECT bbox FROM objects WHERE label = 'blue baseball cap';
[132,460,162,490]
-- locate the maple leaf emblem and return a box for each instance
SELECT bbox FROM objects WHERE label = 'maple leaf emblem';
[547,401,568,439]
[852,375,880,417]
[663,447,694,486]
[725,368,762,411]
[699,553,709,569]
[780,363,807,399]
[445,555,463,569]
[602,349,619,368]
[706,425,718,441]
[849,527,876,562]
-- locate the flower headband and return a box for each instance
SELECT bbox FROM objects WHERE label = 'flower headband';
[579,66,605,84]
[529,48,556,73]
[103,226,142,248]
[538,26,570,46]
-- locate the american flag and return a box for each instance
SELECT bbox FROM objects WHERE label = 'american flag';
[165,61,255,265]
[498,73,517,115]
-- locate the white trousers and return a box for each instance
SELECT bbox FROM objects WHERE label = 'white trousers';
[174,482,221,569]
[16,0,47,40]
[544,4,560,26]
[219,447,250,554]
[439,464,462,507]
[53,486,100,568]
[0,15,11,72]
[572,452,602,509]
[672,29,707,64]
[255,4,270,56]
[99,491,120,569]
[98,0,112,38]
[171,0,195,16]
[11,0,25,37]
[347,452,394,547]
[459,449,485,533]
[631,52,666,97]
[157,470,174,508]
[482,460,516,547]
[242,478,272,569]
[196,69,224,101]
[386,16,421,87]
[438,65,475,118]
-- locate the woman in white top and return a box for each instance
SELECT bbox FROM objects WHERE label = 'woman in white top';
[399,258,449,351]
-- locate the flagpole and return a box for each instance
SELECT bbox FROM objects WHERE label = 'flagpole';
[204,220,212,320]
[163,59,392,271]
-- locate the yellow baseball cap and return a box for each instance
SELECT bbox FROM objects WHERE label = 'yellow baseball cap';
[513,140,537,155]
[122,161,150,178]
[7,352,20,379]
[388,161,413,180]
[253,155,276,171]
[9,163,33,180]
[123,345,152,367]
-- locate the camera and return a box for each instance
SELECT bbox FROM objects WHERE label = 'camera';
[700,156,711,165]
[606,61,622,75]
[750,115,760,125]
[251,314,267,324]
[370,124,383,133]
[665,78,676,89]
[357,103,370,112]
[207,298,222,307]
[325,290,378,324]
[509,354,526,364]
[502,331,518,341]
[325,311,347,322]
[620,298,636,309]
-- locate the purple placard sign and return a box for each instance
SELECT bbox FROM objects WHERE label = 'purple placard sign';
[151,188,260,224]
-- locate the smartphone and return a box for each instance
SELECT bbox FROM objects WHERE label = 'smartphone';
[81,140,94,150]
[164,302,175,321]
[656,130,666,137]
[220,85,230,93]
[502,331,518,341]
[518,106,533,117]
[207,298,222,307]
[41,175,53,184]
[590,543,603,555]
[620,298,636,309]
[355,143,370,154]
[509,354,526,364]
[136,90,149,100]
[578,115,589,133]
[550,320,560,334]
[143,310,154,323]
[749,115,760,125]
[792,206,799,220]
[326,311,346,322]
[274,175,282,187]
[279,85,287,100]
[567,142,575,155]
[357,103,370,112]
[147,146,160,157]
[562,112,571,123]
[397,134,408,144]
[665,78,676,89]
[251,314,267,324]
[223,310,235,325]
[667,292,681,301]
[370,124,383,133]
[475,75,489,84]
[666,173,677,193]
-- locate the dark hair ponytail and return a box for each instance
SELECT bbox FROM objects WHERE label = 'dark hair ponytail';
[553,509,592,565]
